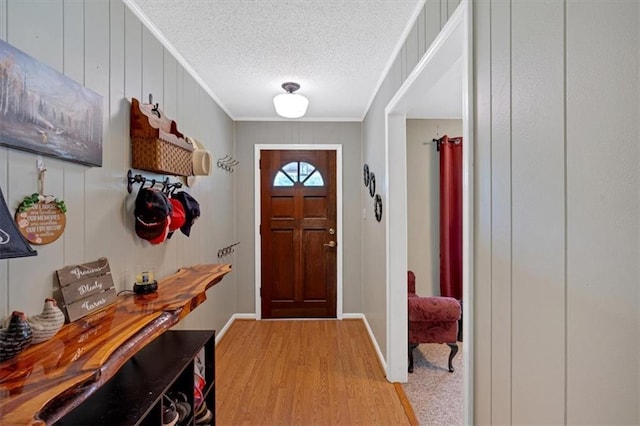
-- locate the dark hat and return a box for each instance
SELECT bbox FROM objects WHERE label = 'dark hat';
[173,191,200,236]
[135,215,171,244]
[134,188,172,243]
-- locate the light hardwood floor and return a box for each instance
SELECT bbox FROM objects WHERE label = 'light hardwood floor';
[215,319,413,425]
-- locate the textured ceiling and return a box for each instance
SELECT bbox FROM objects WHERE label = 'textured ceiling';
[125,0,425,121]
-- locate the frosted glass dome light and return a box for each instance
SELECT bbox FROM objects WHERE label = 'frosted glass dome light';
[273,82,309,118]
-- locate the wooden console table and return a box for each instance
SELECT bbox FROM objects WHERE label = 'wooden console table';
[0,263,231,425]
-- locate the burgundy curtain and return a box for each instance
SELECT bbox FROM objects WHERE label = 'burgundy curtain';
[439,135,462,300]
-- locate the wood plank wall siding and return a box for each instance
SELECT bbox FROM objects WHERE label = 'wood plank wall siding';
[0,0,236,337]
[472,2,639,424]
[359,0,639,424]
[216,319,413,425]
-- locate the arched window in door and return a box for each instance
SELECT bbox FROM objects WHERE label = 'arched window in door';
[273,161,324,187]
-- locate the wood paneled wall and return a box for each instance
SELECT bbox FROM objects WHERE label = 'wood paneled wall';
[473,1,639,424]
[0,0,237,333]
[364,0,639,424]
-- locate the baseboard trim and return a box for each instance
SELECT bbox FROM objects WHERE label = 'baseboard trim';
[216,313,256,344]
[394,382,419,425]
[343,313,387,373]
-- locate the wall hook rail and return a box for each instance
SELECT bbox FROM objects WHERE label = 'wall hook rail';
[217,242,240,258]
[126,169,183,195]
[216,155,239,172]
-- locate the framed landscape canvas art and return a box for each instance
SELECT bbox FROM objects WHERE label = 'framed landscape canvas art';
[0,39,103,167]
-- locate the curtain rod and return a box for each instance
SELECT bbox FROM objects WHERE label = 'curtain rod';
[423,136,462,151]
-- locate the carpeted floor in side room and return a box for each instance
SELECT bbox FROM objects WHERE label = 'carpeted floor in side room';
[402,343,464,425]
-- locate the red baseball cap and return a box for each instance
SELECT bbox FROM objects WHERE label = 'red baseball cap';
[167,198,186,238]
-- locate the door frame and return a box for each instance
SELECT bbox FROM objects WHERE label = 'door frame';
[254,144,343,320]
[384,0,473,422]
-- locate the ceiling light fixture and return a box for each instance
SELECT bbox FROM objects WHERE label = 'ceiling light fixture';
[273,82,309,118]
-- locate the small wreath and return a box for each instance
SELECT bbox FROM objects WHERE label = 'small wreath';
[374,194,383,222]
[18,193,67,213]
[363,164,370,187]
[368,173,376,198]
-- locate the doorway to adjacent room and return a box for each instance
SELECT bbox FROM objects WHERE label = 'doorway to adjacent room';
[384,0,473,423]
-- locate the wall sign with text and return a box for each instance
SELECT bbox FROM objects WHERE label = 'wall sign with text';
[14,193,67,245]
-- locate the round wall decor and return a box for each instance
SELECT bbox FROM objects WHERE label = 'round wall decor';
[363,163,370,187]
[368,173,376,198]
[14,194,67,245]
[374,194,383,222]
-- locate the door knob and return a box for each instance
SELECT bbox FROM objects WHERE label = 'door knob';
[323,241,336,248]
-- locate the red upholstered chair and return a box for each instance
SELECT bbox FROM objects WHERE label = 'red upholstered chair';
[408,270,461,373]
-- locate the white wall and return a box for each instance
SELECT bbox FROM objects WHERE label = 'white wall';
[472,1,639,424]
[406,119,462,296]
[565,3,639,423]
[232,121,362,314]
[0,0,236,333]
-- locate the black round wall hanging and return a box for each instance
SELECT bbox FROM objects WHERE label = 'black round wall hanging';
[374,194,383,222]
[363,164,370,187]
[368,173,376,198]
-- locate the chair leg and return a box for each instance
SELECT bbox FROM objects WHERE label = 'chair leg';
[457,299,463,342]
[446,342,459,373]
[408,343,418,373]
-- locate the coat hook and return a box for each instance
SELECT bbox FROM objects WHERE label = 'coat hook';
[217,241,240,258]
[217,155,230,166]
[127,169,147,193]
[36,156,47,195]
[148,93,160,118]
[216,155,238,173]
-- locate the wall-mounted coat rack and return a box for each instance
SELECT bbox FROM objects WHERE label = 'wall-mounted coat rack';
[126,169,183,195]
[217,155,238,173]
[217,242,240,258]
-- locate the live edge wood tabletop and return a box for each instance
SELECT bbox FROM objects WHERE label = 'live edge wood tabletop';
[0,263,232,425]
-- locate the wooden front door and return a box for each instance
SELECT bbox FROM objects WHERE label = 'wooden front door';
[260,149,337,318]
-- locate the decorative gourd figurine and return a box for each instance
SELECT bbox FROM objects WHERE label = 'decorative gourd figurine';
[0,311,33,362]
[27,298,65,344]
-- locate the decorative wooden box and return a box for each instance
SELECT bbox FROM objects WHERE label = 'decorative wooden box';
[56,257,116,322]
[130,97,194,176]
